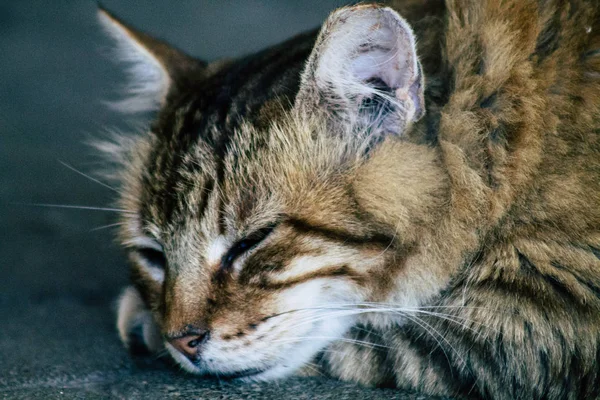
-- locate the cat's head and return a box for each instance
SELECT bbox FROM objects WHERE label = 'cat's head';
[100,4,447,380]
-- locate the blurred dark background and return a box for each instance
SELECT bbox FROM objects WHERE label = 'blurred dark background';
[0,1,442,398]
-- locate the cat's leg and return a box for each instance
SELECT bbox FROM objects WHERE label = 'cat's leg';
[320,325,457,396]
[387,331,463,397]
[386,278,600,400]
[116,286,163,354]
[319,325,396,387]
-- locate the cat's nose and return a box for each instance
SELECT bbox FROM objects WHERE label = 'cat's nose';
[167,329,210,360]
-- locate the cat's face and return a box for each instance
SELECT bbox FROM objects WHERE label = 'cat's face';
[121,121,396,379]
[101,5,445,380]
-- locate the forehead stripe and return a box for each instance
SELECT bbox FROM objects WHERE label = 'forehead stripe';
[197,176,215,221]
[258,265,364,290]
[286,218,394,248]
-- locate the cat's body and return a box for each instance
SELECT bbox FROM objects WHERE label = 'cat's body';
[98,1,600,399]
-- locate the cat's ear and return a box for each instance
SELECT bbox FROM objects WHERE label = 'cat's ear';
[98,6,206,113]
[295,5,424,139]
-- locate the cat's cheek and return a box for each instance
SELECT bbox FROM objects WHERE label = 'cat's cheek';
[196,280,357,380]
[278,277,361,315]
[116,286,163,354]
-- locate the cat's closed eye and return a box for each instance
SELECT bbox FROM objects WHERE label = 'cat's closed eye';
[222,225,275,270]
[135,247,167,269]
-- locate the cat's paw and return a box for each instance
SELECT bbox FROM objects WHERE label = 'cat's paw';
[116,286,163,354]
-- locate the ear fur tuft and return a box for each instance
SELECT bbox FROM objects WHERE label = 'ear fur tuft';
[97,6,205,113]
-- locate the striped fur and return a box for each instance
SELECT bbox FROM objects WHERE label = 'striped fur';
[99,1,600,399]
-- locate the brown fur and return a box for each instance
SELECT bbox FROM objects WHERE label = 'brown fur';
[99,1,600,398]
[328,1,600,398]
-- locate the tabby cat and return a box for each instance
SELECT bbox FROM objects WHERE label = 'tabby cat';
[97,1,600,399]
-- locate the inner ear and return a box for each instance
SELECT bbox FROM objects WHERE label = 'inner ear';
[351,23,415,91]
[296,5,425,139]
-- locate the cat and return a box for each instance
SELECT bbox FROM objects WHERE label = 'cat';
[97,1,600,399]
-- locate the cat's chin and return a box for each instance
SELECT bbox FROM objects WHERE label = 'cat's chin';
[235,365,296,382]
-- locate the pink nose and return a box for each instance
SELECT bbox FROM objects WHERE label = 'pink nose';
[168,330,209,360]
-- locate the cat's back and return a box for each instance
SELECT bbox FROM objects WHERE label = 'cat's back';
[404,0,600,232]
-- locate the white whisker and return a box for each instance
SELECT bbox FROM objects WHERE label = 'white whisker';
[402,313,455,369]
[302,362,327,377]
[273,336,391,350]
[277,303,497,343]
[89,222,125,232]
[18,203,135,214]
[58,159,120,193]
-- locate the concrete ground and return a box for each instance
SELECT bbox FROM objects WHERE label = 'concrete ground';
[0,1,448,399]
